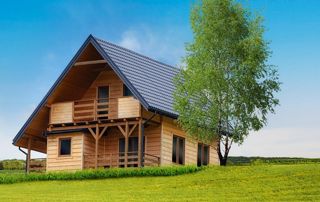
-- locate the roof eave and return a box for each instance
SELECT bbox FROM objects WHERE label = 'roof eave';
[12,35,95,145]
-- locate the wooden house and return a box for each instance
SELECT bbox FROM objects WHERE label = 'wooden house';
[12,35,219,172]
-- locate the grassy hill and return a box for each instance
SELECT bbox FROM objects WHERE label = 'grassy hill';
[0,164,319,201]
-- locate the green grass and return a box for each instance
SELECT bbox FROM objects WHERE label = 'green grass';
[0,164,319,201]
[0,166,202,184]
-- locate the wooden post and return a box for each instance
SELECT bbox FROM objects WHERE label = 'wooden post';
[125,121,129,168]
[27,138,32,174]
[138,119,142,167]
[95,125,99,169]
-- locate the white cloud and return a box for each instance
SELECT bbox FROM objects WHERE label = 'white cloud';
[119,31,142,52]
[117,25,186,66]
[230,127,320,158]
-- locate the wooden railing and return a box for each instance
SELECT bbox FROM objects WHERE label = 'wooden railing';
[83,152,160,169]
[73,98,109,122]
[50,97,141,124]
[29,158,46,172]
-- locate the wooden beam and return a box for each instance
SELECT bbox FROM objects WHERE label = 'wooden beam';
[125,121,129,168]
[128,124,137,137]
[117,125,126,137]
[98,126,108,139]
[138,119,142,167]
[74,60,107,66]
[88,128,96,139]
[49,121,139,132]
[95,125,99,169]
[27,138,32,174]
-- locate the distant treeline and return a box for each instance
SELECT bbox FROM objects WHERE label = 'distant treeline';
[0,159,25,170]
[1,157,319,170]
[228,156,320,165]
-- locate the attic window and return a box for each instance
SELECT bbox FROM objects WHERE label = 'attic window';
[123,84,133,96]
[59,138,71,156]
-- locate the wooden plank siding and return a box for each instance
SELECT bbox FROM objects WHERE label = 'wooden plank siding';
[161,117,219,166]
[46,132,84,171]
[50,102,73,124]
[81,70,123,120]
[144,125,161,158]
[118,97,141,119]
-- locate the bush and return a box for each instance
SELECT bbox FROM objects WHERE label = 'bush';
[0,165,205,184]
[1,160,25,170]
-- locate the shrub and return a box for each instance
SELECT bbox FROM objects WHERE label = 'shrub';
[0,165,205,184]
[1,159,25,170]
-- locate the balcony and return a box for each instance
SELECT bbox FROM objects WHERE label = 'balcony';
[49,97,141,125]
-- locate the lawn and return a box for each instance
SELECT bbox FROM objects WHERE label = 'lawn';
[0,164,319,201]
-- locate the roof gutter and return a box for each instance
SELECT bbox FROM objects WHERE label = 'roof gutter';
[141,112,157,167]
[18,147,28,173]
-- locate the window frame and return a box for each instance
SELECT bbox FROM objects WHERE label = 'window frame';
[172,135,185,165]
[58,138,72,157]
[197,143,210,166]
[96,86,109,100]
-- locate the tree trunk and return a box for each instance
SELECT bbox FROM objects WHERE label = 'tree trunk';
[217,136,231,166]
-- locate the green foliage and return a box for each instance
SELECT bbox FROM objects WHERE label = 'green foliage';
[0,164,319,201]
[0,166,204,184]
[174,0,280,146]
[228,156,320,165]
[0,159,25,170]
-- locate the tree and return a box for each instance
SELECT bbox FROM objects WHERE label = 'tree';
[173,0,280,166]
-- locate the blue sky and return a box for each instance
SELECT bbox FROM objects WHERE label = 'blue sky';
[0,0,319,159]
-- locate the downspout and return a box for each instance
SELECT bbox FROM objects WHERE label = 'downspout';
[141,112,157,167]
[18,147,28,173]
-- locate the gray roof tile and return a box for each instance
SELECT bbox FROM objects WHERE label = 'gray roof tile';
[95,37,180,117]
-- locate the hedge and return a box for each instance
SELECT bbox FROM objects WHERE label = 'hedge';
[0,160,25,170]
[0,165,205,184]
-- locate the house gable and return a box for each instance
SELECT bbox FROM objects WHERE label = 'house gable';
[13,35,147,150]
[13,35,181,150]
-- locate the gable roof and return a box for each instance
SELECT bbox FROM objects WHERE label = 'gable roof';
[13,35,180,145]
[93,37,180,118]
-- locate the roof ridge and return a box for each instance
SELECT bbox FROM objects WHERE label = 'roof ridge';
[93,36,180,71]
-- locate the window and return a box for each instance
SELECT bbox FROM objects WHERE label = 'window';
[123,84,133,96]
[197,143,209,166]
[59,138,71,156]
[119,137,145,167]
[97,86,109,118]
[98,86,109,102]
[172,135,185,165]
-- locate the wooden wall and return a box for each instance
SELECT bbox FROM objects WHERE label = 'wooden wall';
[161,117,219,166]
[144,125,161,157]
[50,102,73,124]
[118,97,141,119]
[81,70,123,119]
[46,132,84,171]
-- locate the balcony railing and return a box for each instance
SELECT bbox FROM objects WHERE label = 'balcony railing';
[50,97,140,124]
[73,98,109,122]
[83,152,160,169]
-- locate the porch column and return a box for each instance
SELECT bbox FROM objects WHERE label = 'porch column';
[27,138,32,174]
[95,126,99,169]
[138,119,142,167]
[124,121,129,168]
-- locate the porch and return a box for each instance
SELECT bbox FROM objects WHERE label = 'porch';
[83,152,160,168]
